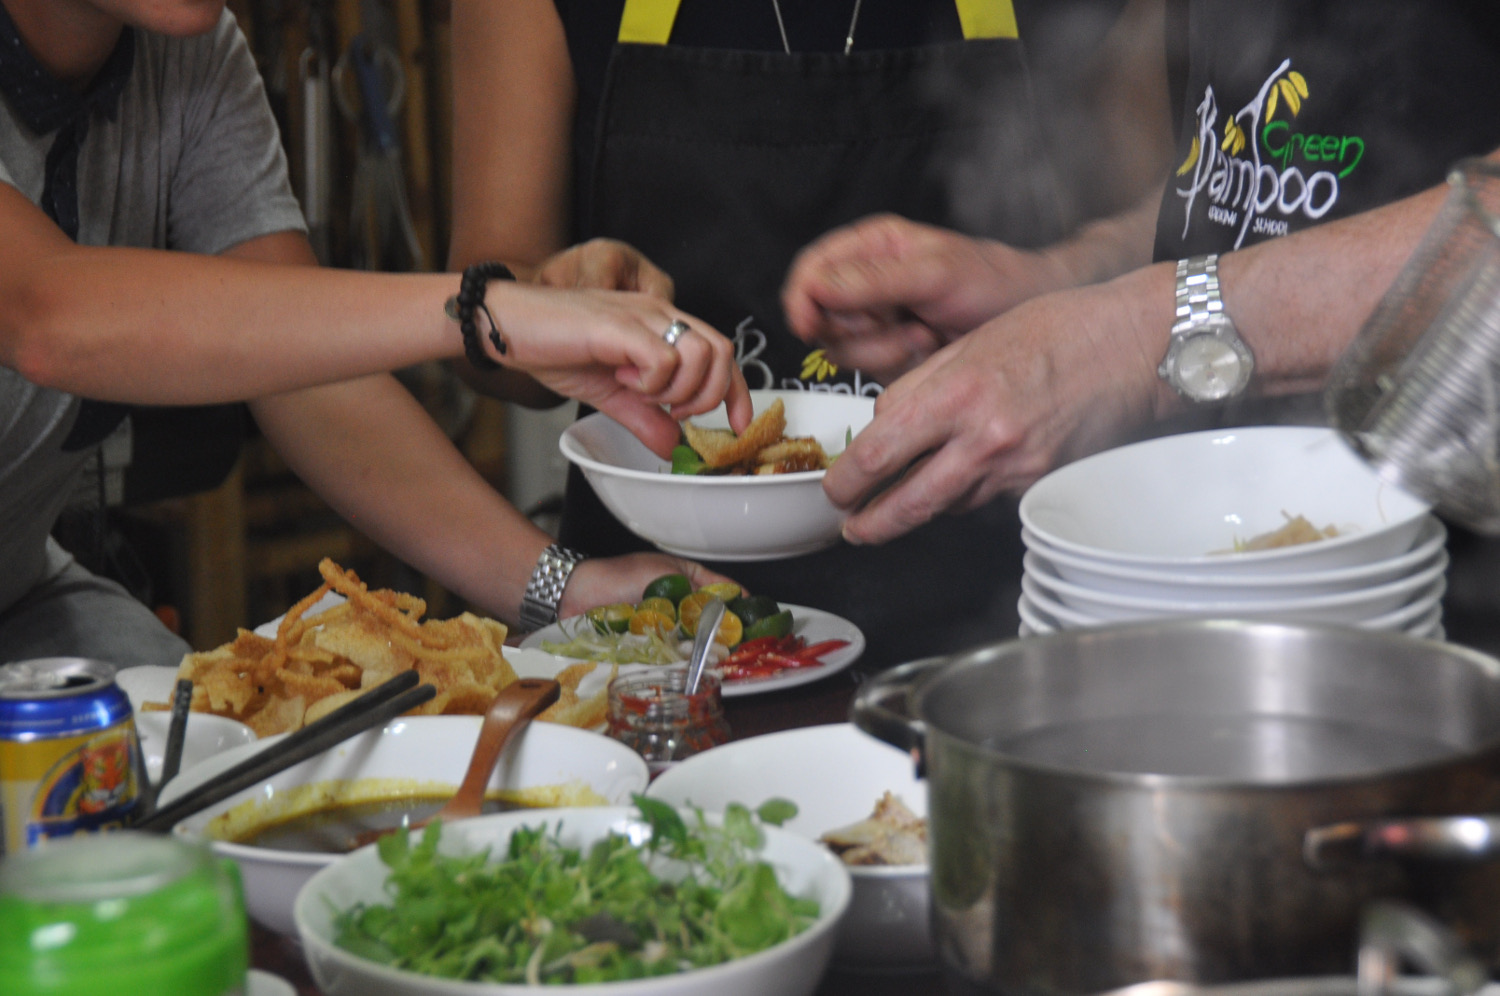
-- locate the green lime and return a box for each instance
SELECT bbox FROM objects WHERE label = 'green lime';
[678,592,744,646]
[742,609,794,642]
[695,581,743,602]
[629,608,677,637]
[586,603,635,634]
[637,596,678,622]
[642,573,693,605]
[727,594,782,628]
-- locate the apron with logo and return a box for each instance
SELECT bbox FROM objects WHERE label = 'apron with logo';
[558,0,1066,667]
[1147,0,1500,645]
[1155,0,1500,261]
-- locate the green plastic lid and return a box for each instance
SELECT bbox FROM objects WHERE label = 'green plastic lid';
[0,832,248,995]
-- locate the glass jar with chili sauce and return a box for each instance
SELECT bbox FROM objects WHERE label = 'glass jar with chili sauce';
[606,666,729,777]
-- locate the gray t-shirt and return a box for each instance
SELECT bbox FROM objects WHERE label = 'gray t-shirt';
[0,11,306,616]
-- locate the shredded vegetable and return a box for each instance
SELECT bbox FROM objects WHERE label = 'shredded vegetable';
[331,797,820,984]
[540,617,692,666]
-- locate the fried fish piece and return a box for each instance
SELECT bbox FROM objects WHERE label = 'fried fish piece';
[820,792,928,867]
[754,436,829,474]
[681,397,787,469]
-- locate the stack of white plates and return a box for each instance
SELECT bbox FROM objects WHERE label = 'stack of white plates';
[1016,427,1447,640]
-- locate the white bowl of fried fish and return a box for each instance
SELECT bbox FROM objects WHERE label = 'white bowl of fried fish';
[647,723,932,972]
[560,389,876,561]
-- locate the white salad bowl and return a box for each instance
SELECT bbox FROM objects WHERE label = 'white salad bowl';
[293,805,852,996]
[162,716,649,935]
[647,723,932,973]
[1019,427,1431,574]
[560,389,875,561]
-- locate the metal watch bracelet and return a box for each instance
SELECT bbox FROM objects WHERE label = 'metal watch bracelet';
[519,544,587,631]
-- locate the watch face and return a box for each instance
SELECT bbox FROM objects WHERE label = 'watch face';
[1177,334,1246,401]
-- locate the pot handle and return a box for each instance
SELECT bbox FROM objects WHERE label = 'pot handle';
[1358,901,1489,996]
[850,655,945,776]
[1305,815,1500,870]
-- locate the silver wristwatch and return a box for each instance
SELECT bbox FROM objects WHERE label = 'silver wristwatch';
[519,543,587,631]
[1158,254,1254,402]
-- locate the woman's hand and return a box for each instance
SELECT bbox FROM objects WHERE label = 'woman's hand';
[482,283,752,455]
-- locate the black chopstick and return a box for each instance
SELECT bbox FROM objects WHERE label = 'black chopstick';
[134,670,433,832]
[139,678,195,816]
[159,679,194,788]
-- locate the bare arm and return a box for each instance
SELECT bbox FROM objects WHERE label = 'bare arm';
[0,185,748,453]
[230,237,739,626]
[781,191,1163,382]
[446,0,582,406]
[448,0,577,280]
[827,153,1489,545]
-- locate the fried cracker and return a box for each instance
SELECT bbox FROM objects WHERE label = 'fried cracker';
[682,397,787,469]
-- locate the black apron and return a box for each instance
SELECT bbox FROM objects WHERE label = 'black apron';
[559,1,1065,668]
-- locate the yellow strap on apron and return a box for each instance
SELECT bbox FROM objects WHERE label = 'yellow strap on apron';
[618,0,682,44]
[618,0,1018,44]
[955,0,1018,39]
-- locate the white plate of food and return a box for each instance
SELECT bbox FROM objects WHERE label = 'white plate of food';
[522,604,865,698]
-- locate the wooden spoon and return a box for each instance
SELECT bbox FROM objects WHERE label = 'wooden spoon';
[349,677,560,849]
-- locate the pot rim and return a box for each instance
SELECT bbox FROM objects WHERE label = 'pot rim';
[912,618,1500,791]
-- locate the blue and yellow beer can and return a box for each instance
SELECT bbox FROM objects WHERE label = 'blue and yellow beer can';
[0,658,145,855]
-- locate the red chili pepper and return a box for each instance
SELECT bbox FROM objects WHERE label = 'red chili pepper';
[716,633,845,682]
[793,639,850,661]
[719,634,800,668]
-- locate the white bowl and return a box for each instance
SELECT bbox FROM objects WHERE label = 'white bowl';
[560,390,875,560]
[133,711,256,786]
[1021,515,1448,599]
[1023,551,1450,623]
[1019,427,1432,573]
[1360,579,1447,631]
[1016,594,1058,636]
[646,723,932,973]
[162,717,649,935]
[293,806,851,996]
[1020,572,1446,632]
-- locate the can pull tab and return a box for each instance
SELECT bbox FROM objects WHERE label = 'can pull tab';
[0,658,114,696]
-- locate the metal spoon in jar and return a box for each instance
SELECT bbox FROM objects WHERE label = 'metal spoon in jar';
[683,598,725,696]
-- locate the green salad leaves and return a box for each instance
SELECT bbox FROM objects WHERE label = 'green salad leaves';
[332,796,819,984]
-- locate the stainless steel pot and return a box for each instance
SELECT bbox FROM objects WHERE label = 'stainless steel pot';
[853,620,1500,996]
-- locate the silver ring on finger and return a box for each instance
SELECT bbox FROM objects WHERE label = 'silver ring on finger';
[662,319,691,347]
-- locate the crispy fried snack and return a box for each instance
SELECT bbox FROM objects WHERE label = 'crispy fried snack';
[753,436,831,474]
[681,397,789,469]
[680,398,831,474]
[165,559,606,737]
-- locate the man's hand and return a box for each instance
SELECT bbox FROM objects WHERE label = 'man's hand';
[824,277,1166,545]
[782,214,1070,382]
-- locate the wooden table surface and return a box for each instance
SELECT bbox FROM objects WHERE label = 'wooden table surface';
[250,662,950,995]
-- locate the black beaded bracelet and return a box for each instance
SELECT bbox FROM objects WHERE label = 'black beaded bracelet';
[446,261,516,370]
